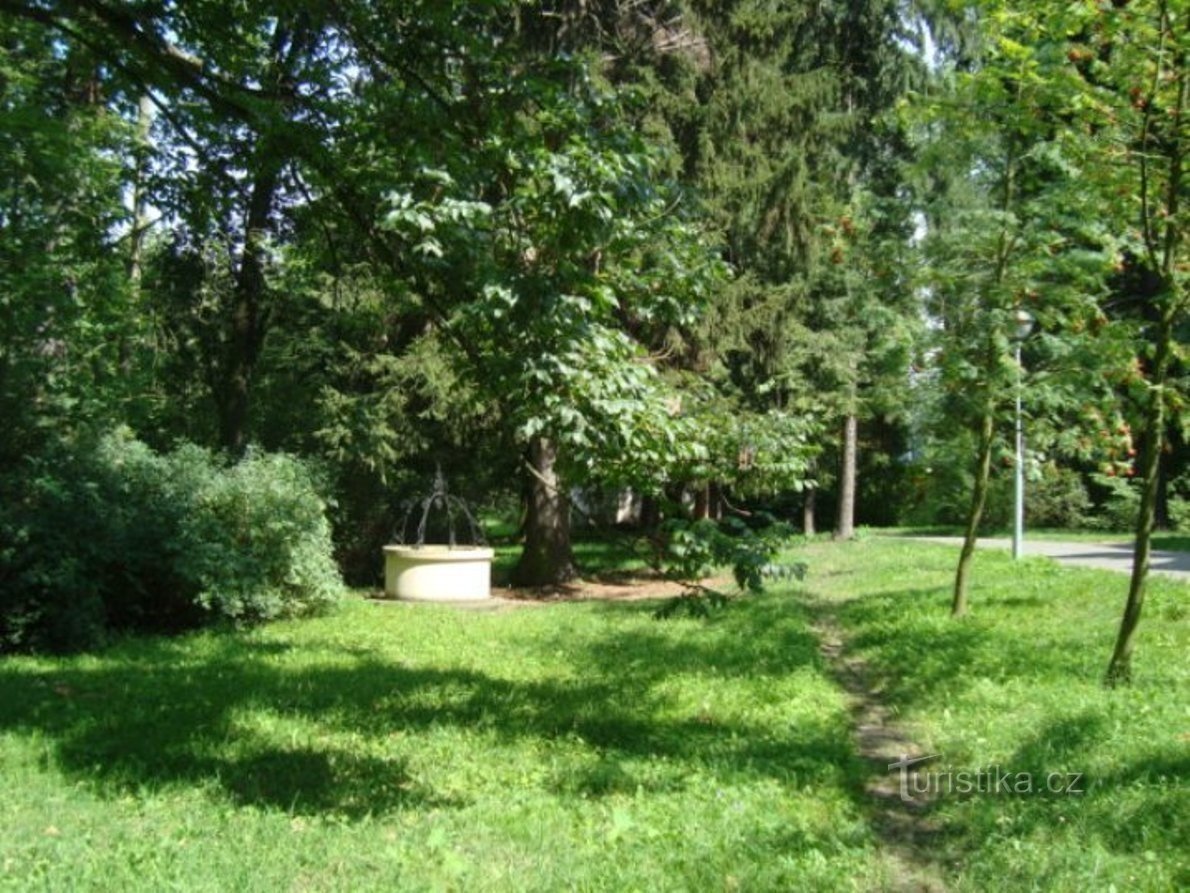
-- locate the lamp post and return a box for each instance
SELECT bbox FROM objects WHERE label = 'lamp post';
[1011,309,1035,560]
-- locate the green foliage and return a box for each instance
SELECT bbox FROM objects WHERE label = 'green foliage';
[0,431,342,652]
[900,430,984,528]
[1025,464,1094,530]
[1,433,197,651]
[621,0,922,502]
[1169,470,1190,533]
[671,379,819,498]
[1169,497,1190,534]
[1086,472,1143,534]
[0,18,142,465]
[652,515,805,618]
[374,81,727,489]
[175,450,343,622]
[811,537,1188,890]
[6,0,1181,601]
[905,456,1105,534]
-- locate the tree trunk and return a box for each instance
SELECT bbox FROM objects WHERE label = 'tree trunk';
[216,158,280,456]
[117,94,155,379]
[1107,314,1172,685]
[127,94,154,284]
[1107,8,1186,682]
[213,19,307,457]
[803,485,817,536]
[692,482,710,521]
[834,413,857,540]
[510,436,578,587]
[708,482,723,520]
[1154,445,1171,530]
[639,493,661,530]
[953,405,995,617]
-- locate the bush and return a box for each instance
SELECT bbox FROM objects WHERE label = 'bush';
[1170,496,1190,532]
[0,434,190,651]
[650,515,805,618]
[900,459,1013,532]
[897,429,1013,531]
[0,430,342,652]
[177,449,343,621]
[1086,472,1142,532]
[1167,471,1190,532]
[1026,464,1094,529]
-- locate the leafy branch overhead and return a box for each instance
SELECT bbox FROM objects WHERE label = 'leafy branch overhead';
[0,0,1183,682]
[650,516,806,619]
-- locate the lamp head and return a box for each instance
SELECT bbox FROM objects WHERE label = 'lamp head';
[1012,308,1035,342]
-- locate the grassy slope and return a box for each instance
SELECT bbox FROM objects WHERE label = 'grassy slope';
[0,595,881,891]
[885,526,1190,553]
[803,538,1188,892]
[0,539,1184,891]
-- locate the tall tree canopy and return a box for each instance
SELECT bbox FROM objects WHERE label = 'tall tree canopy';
[0,0,732,585]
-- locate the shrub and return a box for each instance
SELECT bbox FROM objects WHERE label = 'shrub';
[1026,464,1094,529]
[177,449,343,621]
[0,433,194,651]
[1167,472,1190,532]
[650,515,805,618]
[0,430,342,652]
[1169,496,1190,532]
[1086,472,1142,532]
[897,429,1013,531]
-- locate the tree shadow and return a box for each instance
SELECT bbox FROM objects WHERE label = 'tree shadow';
[0,596,866,819]
[813,585,1088,709]
[216,746,456,816]
[901,712,1189,881]
[554,594,827,682]
[0,638,463,817]
[1001,714,1188,860]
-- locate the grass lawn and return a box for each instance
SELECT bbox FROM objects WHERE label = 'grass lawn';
[0,590,878,890]
[885,525,1190,553]
[804,537,1188,891]
[0,539,1185,891]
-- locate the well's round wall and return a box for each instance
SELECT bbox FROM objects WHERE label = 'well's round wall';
[383,546,494,601]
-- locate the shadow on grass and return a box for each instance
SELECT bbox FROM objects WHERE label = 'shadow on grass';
[805,569,1188,883]
[812,585,1104,710]
[558,595,829,681]
[0,595,864,819]
[1152,533,1190,553]
[911,714,1189,879]
[535,596,870,796]
[220,746,459,815]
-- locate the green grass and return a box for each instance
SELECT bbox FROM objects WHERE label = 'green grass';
[884,525,1190,553]
[0,591,882,891]
[803,538,1188,892]
[1,540,1184,891]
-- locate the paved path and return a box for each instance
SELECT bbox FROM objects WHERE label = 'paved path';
[902,536,1190,582]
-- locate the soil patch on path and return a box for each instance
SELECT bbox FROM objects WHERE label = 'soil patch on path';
[812,606,948,893]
